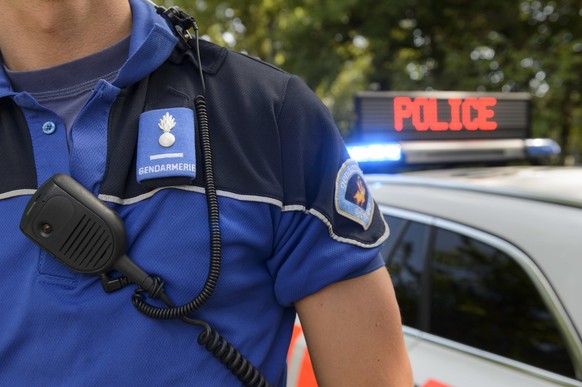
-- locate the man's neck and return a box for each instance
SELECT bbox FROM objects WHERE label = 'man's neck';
[0,0,132,71]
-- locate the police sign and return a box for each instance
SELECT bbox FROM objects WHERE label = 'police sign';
[354,91,531,141]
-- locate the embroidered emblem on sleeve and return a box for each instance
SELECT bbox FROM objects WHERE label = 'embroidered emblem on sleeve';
[335,159,374,230]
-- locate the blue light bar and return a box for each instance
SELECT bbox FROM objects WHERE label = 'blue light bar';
[346,143,402,162]
[524,138,561,158]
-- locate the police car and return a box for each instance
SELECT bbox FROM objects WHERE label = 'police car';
[287,92,582,387]
[369,165,582,387]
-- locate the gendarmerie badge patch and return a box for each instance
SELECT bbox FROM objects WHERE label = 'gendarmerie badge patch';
[136,108,196,185]
[335,159,374,230]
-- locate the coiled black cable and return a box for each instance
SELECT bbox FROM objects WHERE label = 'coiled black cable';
[129,6,273,387]
[131,277,271,387]
[197,324,271,387]
[131,96,220,320]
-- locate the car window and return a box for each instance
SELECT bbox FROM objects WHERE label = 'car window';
[382,213,576,379]
[382,216,427,329]
[430,227,575,378]
[380,215,407,266]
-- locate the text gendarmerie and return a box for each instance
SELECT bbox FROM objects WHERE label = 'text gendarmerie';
[138,163,196,176]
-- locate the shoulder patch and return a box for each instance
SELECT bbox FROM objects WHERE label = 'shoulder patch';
[136,107,196,185]
[334,159,374,230]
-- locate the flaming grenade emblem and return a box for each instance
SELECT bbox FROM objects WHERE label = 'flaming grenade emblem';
[158,112,176,147]
[353,177,367,208]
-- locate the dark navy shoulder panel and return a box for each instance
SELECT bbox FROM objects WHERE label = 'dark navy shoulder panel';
[0,98,37,193]
[275,76,387,244]
[101,41,290,200]
[100,41,387,245]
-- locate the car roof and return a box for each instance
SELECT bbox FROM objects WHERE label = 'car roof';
[366,165,582,333]
[368,165,582,208]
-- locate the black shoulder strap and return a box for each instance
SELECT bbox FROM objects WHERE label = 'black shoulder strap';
[0,97,38,192]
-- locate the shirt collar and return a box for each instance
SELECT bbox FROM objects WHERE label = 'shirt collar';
[113,0,178,87]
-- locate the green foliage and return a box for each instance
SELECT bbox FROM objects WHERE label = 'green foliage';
[165,0,582,161]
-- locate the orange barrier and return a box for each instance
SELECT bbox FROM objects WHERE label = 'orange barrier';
[287,323,318,387]
[423,379,452,387]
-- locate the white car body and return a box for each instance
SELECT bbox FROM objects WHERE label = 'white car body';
[367,166,582,387]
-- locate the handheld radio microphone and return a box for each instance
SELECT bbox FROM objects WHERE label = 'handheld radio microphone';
[19,173,272,387]
[19,173,154,291]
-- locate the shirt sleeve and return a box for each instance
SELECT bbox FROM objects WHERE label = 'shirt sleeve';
[267,75,389,306]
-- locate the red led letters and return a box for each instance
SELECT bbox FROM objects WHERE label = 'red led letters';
[393,97,498,132]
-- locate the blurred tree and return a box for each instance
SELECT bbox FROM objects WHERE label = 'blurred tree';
[163,0,582,161]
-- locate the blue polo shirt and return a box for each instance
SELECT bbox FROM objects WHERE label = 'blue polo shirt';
[0,0,388,385]
[5,35,130,134]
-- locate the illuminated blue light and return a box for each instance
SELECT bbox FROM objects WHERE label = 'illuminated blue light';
[524,138,561,157]
[346,143,402,162]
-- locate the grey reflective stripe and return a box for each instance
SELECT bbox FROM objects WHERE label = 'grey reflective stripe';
[99,187,390,248]
[0,189,36,200]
